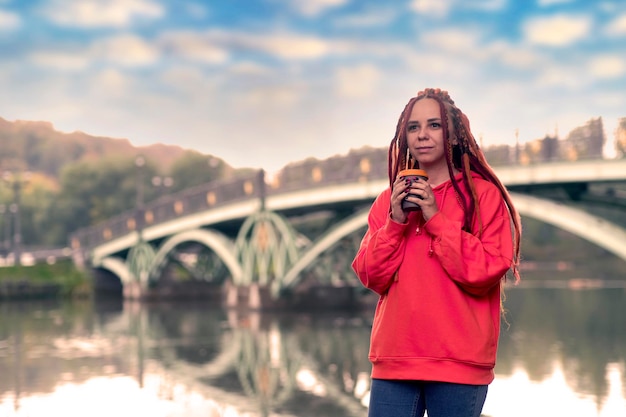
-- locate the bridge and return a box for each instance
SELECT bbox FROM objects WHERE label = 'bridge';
[69,147,626,307]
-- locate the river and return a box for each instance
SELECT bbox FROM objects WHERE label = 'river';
[1,283,625,417]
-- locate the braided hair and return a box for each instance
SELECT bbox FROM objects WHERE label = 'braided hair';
[388,88,522,282]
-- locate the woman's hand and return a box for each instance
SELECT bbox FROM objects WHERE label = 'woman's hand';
[410,177,439,221]
[391,176,440,223]
[390,176,409,223]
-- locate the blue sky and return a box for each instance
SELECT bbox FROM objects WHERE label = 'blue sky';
[0,0,625,173]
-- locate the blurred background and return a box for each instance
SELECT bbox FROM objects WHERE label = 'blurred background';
[0,1,625,417]
[0,0,624,173]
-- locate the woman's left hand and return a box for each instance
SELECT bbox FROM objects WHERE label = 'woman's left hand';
[408,178,439,221]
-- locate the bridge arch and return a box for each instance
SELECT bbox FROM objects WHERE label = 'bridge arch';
[278,193,626,296]
[235,210,300,287]
[151,228,243,285]
[510,193,626,262]
[277,208,369,296]
[99,256,133,285]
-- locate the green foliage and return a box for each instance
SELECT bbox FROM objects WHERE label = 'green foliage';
[0,117,235,246]
[168,151,232,192]
[4,150,243,246]
[45,157,159,242]
[0,260,91,298]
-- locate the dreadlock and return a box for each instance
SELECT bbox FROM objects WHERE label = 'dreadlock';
[387,88,522,283]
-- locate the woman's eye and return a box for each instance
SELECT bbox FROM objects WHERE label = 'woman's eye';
[430,122,441,128]
[407,125,417,131]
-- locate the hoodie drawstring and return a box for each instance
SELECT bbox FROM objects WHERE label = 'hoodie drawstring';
[421,182,452,257]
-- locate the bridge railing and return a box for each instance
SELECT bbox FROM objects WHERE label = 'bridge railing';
[70,171,265,250]
[70,144,619,252]
[71,148,391,252]
[267,146,388,194]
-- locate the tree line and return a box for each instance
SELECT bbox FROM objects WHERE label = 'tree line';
[0,117,249,249]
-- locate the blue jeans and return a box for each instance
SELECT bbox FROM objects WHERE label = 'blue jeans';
[367,379,488,417]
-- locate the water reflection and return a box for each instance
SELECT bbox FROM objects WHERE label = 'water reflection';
[0,287,625,416]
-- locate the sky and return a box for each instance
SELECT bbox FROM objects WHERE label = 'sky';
[0,0,625,174]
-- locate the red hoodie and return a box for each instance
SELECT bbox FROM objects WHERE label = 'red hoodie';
[352,172,514,385]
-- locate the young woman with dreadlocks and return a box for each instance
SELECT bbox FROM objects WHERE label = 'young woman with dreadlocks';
[352,88,522,417]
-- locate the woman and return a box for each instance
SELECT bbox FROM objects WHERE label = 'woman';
[352,88,522,417]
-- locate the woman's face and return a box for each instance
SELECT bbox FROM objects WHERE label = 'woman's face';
[406,98,447,169]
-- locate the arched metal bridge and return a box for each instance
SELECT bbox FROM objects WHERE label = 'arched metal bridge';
[70,148,626,301]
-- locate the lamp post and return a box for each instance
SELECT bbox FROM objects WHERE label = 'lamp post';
[151,175,174,199]
[0,204,6,255]
[134,156,146,237]
[135,155,145,209]
[2,171,29,266]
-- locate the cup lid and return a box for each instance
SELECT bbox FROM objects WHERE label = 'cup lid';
[399,168,428,178]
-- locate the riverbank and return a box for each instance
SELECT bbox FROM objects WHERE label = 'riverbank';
[0,260,91,300]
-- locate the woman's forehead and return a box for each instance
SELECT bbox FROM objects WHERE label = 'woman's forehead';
[409,98,440,118]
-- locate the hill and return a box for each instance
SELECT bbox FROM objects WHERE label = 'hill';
[0,117,212,176]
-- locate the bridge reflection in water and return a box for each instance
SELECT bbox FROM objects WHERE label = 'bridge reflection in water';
[0,299,373,417]
[69,147,626,306]
[1,284,625,417]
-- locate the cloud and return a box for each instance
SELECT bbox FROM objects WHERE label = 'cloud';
[522,14,592,46]
[92,34,160,67]
[605,13,626,36]
[28,34,160,71]
[588,55,626,79]
[464,0,507,12]
[410,0,451,18]
[333,8,398,28]
[29,51,91,71]
[40,0,164,28]
[0,9,20,30]
[90,68,133,98]
[410,0,505,17]
[537,0,575,6]
[237,85,302,109]
[534,64,589,89]
[272,0,348,17]
[421,29,483,54]
[159,31,229,64]
[488,41,543,69]
[229,61,271,75]
[202,29,331,60]
[335,64,381,98]
[248,34,331,60]
[182,2,210,19]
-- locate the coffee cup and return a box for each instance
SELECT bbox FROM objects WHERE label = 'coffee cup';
[399,169,429,211]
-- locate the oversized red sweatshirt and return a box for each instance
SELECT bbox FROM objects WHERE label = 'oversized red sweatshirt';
[352,172,514,385]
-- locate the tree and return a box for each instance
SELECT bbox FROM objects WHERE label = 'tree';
[168,151,232,193]
[43,156,158,245]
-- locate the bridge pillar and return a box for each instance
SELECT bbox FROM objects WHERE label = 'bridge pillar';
[225,281,238,308]
[123,282,143,299]
[249,283,261,309]
[224,282,290,310]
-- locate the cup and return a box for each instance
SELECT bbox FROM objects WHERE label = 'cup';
[399,169,429,211]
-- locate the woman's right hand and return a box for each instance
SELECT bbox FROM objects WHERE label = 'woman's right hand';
[390,176,408,224]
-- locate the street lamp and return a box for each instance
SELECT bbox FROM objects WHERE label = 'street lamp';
[135,155,146,236]
[2,171,30,266]
[0,204,6,255]
[151,175,174,198]
[135,155,145,209]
